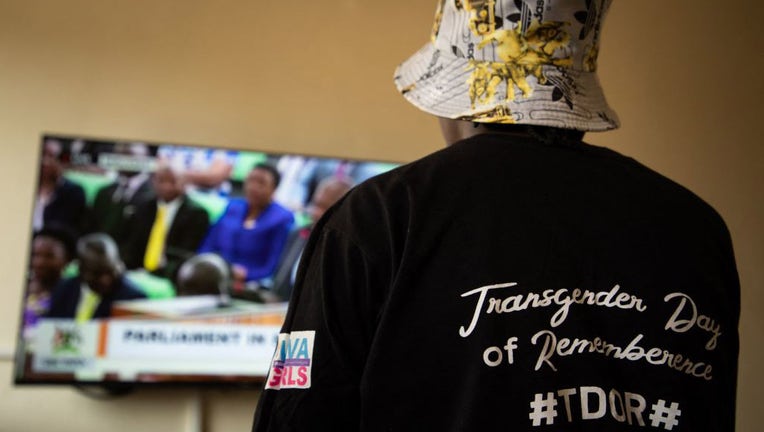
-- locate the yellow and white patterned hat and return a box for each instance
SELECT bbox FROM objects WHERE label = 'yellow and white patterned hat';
[394,0,619,131]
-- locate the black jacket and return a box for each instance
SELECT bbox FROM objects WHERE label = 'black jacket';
[122,196,210,280]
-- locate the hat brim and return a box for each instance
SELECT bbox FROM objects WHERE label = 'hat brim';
[394,42,620,132]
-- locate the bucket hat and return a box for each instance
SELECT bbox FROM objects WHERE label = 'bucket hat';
[394,0,619,131]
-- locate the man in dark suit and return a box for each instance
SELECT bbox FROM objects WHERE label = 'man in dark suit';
[122,164,210,280]
[269,176,352,301]
[47,233,145,320]
[88,142,155,248]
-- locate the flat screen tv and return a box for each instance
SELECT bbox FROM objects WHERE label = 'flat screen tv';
[14,134,400,387]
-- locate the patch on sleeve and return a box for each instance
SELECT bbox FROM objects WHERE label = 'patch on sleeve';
[265,330,315,390]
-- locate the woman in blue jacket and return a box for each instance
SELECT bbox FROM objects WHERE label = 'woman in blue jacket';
[199,163,294,284]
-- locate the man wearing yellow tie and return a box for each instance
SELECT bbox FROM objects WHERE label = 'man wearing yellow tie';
[47,233,146,320]
[122,164,209,280]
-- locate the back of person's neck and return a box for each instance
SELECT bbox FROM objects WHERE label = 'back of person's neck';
[439,117,585,146]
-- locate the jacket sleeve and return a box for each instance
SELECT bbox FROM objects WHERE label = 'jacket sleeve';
[252,226,384,431]
[166,205,211,258]
[163,205,211,280]
[198,206,227,254]
[120,203,152,270]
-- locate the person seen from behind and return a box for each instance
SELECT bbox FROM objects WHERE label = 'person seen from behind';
[253,1,739,430]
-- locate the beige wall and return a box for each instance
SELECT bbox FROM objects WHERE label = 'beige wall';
[0,1,761,431]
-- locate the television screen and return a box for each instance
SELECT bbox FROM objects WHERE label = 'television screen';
[14,134,400,386]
